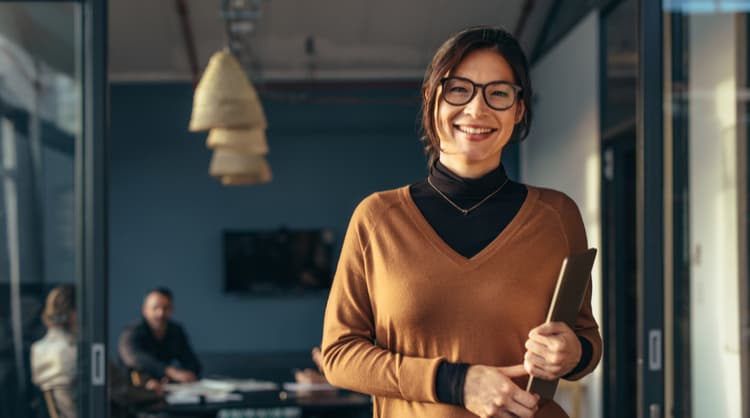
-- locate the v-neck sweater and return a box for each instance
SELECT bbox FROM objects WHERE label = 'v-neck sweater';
[321,185,602,418]
[409,162,592,405]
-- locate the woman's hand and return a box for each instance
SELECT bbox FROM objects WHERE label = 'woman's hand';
[524,322,581,380]
[463,364,539,418]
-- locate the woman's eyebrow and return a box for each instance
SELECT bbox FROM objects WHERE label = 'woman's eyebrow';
[452,75,516,83]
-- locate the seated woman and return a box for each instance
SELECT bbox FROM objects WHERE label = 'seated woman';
[30,285,77,418]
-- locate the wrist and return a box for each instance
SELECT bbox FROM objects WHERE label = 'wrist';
[563,336,593,379]
[435,361,470,406]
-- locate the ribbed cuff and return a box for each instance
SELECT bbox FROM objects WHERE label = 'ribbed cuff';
[563,336,593,379]
[435,361,470,406]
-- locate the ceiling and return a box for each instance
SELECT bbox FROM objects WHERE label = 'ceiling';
[108,0,554,82]
[0,0,562,83]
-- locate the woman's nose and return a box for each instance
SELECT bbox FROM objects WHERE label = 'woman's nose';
[463,89,489,116]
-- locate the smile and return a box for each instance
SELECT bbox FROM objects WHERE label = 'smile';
[454,125,497,135]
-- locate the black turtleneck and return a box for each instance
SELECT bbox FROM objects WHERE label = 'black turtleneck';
[409,161,527,258]
[408,161,592,406]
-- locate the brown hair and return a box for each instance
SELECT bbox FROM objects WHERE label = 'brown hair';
[420,26,533,165]
[42,284,76,330]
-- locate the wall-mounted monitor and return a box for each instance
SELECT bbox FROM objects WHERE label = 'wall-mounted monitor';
[223,228,335,295]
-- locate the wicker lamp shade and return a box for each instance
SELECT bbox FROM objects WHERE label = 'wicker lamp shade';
[220,173,272,185]
[206,127,269,155]
[208,148,272,184]
[189,50,267,131]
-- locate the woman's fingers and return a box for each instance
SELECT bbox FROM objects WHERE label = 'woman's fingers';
[525,321,582,378]
[499,397,537,418]
[524,338,548,356]
[524,361,556,380]
[464,365,538,418]
[511,389,540,409]
[530,321,567,336]
[498,364,527,378]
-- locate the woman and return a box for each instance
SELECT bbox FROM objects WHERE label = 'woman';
[321,26,602,418]
[31,285,78,418]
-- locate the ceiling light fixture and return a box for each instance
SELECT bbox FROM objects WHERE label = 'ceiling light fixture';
[188,0,271,186]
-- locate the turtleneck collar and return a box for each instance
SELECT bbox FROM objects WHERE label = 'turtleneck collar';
[428,160,509,199]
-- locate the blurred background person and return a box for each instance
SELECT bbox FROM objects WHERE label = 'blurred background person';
[118,287,201,384]
[294,346,327,384]
[30,285,77,418]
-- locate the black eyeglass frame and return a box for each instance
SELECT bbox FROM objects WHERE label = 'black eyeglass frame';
[439,76,523,111]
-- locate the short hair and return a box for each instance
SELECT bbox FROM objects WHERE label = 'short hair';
[145,287,173,302]
[42,284,76,330]
[420,26,534,165]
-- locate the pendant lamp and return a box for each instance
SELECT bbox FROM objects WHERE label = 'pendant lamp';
[208,148,272,185]
[189,50,267,131]
[189,48,271,186]
[206,127,269,155]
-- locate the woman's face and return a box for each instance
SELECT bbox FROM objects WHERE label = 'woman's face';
[435,48,524,177]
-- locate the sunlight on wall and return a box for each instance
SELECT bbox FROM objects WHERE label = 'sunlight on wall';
[688,13,742,418]
[524,12,601,418]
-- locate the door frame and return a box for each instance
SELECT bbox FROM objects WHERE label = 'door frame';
[636,1,665,417]
[77,0,109,417]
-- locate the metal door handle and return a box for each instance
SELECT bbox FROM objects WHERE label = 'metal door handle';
[91,343,105,386]
[650,403,661,418]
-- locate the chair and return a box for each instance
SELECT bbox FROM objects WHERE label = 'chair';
[43,390,60,418]
[130,370,142,386]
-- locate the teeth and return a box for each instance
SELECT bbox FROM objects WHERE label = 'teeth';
[457,126,493,134]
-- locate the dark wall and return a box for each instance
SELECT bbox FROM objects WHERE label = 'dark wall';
[108,82,519,353]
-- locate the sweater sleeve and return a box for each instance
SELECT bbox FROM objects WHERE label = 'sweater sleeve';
[321,198,443,403]
[174,325,202,377]
[557,194,603,380]
[118,326,167,378]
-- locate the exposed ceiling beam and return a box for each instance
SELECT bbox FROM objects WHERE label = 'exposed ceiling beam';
[175,0,200,87]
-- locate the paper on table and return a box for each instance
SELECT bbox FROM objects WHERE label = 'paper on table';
[164,378,278,395]
[282,382,336,392]
[214,378,279,392]
[205,392,243,403]
[165,392,201,405]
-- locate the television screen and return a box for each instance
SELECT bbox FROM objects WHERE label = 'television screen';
[223,228,335,294]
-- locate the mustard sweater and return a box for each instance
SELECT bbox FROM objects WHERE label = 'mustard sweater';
[321,185,602,418]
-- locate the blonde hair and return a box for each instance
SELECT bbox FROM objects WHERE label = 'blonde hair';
[42,285,76,330]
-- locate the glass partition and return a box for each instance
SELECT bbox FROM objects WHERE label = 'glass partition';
[0,2,81,417]
[664,2,749,417]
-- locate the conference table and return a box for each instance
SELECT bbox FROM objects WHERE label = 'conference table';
[135,385,372,418]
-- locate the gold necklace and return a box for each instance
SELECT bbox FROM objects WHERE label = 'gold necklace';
[427,176,509,216]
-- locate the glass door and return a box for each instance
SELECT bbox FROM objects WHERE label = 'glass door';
[0,1,108,417]
[663,2,749,417]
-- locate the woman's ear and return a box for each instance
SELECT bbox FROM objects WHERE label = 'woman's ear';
[514,100,525,124]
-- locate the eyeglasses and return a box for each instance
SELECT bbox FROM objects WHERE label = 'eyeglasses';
[440,76,522,111]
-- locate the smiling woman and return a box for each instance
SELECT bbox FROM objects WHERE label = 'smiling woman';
[320,26,601,418]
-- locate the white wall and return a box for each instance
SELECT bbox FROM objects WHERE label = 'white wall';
[688,13,742,418]
[522,11,602,418]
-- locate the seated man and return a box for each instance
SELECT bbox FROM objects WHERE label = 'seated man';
[118,287,201,383]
